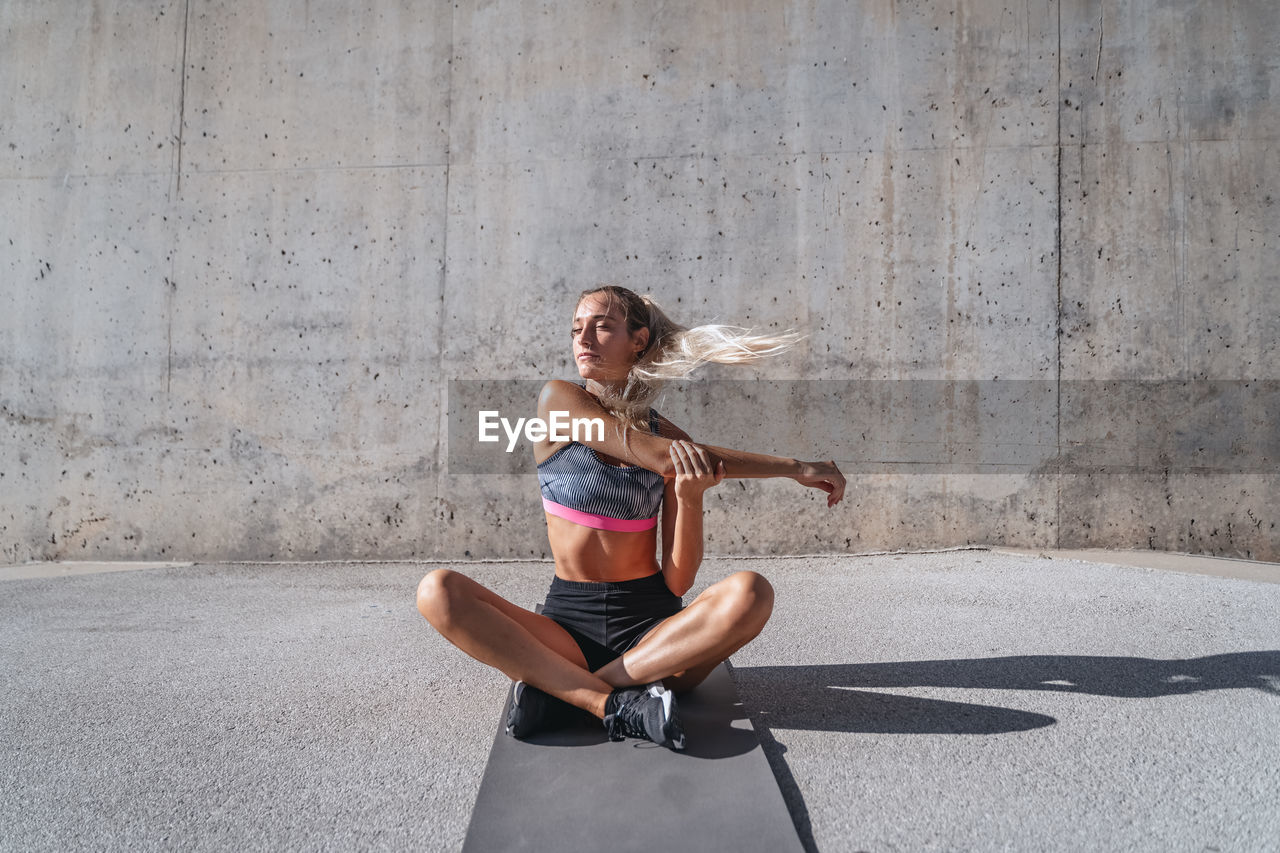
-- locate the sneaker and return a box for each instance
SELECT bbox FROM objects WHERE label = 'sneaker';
[602,682,685,750]
[505,680,575,739]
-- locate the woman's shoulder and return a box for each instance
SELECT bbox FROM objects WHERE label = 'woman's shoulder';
[539,378,586,393]
[538,378,593,411]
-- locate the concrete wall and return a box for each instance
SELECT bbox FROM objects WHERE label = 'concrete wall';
[2,0,1276,563]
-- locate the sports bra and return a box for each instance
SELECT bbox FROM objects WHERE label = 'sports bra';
[537,383,665,532]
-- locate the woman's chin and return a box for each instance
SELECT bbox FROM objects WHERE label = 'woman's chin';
[576,358,629,380]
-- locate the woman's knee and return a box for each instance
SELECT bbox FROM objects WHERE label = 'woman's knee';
[416,568,468,627]
[715,570,774,629]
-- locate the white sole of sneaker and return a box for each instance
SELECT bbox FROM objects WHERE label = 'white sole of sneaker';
[505,681,527,736]
[649,683,683,749]
[642,682,674,722]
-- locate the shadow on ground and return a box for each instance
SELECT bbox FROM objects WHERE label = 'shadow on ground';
[731,651,1280,852]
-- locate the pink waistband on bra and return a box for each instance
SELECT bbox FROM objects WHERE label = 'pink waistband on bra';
[541,497,658,532]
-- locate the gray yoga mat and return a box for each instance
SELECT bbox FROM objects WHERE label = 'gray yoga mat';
[461,660,804,852]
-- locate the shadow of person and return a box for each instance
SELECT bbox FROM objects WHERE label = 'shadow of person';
[732,650,1279,736]
[733,667,1058,735]
[735,650,1280,708]
[731,679,1056,853]
[723,663,1060,853]
[729,650,1278,853]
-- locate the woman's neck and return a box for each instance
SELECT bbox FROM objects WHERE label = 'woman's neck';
[585,377,628,397]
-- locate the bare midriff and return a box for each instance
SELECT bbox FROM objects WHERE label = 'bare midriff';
[536,431,666,582]
[543,512,662,583]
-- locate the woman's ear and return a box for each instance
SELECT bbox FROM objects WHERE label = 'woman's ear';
[633,326,650,355]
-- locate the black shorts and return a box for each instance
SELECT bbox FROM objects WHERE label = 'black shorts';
[540,572,684,672]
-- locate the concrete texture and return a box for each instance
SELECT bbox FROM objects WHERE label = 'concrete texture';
[992,545,1280,585]
[2,1,1278,563]
[2,550,1277,852]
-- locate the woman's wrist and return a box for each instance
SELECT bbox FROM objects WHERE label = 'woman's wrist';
[674,491,705,507]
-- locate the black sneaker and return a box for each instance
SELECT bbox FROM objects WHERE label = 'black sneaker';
[602,682,685,750]
[505,680,575,739]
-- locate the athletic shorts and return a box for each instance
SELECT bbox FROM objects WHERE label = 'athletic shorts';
[540,572,684,672]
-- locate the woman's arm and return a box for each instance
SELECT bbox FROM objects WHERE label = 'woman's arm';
[695,444,847,508]
[658,438,846,595]
[691,443,799,478]
[650,408,845,505]
[659,440,724,597]
[538,380,846,505]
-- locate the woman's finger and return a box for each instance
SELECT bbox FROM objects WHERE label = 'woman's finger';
[687,444,712,475]
[683,443,710,476]
[669,441,690,472]
[829,461,846,504]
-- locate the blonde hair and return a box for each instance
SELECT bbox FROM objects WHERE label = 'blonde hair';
[575,285,806,443]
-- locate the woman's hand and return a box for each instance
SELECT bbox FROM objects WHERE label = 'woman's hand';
[669,440,726,503]
[793,460,846,507]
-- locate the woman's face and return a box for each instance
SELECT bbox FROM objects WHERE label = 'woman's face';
[572,295,648,381]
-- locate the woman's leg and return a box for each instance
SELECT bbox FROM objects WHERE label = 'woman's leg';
[592,570,775,692]
[416,569,614,718]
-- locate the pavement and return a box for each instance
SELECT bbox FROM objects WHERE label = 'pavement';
[2,549,1277,852]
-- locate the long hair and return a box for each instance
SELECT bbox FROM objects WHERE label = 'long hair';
[575,285,806,445]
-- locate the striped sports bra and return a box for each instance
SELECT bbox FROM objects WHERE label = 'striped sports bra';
[537,385,665,532]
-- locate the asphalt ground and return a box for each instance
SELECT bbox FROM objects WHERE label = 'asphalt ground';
[2,550,1277,852]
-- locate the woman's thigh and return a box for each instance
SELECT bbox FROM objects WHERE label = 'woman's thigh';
[617,570,774,689]
[634,570,773,645]
[418,569,590,670]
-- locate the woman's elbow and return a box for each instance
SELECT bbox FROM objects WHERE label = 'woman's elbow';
[661,569,694,597]
[654,452,676,480]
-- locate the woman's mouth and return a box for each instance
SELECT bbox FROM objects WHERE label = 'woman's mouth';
[577,353,600,361]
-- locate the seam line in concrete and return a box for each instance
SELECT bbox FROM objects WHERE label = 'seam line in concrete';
[1054,0,1063,550]
[7,138,1278,186]
[434,0,456,542]
[175,0,191,198]
[1,163,454,184]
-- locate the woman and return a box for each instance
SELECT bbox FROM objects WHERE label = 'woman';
[417,286,845,750]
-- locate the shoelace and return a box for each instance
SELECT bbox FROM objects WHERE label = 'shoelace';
[603,700,646,742]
